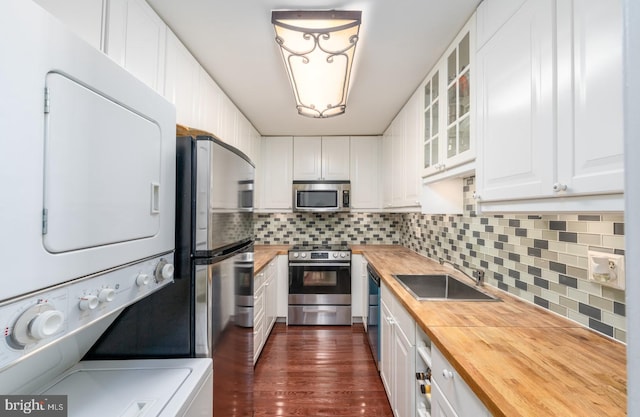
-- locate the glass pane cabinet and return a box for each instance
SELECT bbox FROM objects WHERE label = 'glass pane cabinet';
[421,15,475,179]
[423,71,439,170]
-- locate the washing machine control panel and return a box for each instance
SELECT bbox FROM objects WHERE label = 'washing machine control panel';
[0,253,174,370]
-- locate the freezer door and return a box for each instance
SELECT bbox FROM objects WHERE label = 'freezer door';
[194,138,254,255]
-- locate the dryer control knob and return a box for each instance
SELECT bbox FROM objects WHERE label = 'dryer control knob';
[30,310,64,340]
[136,273,150,287]
[98,288,116,303]
[10,303,64,348]
[79,295,99,311]
[155,259,175,282]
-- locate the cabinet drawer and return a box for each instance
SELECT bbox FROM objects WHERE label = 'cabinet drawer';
[393,299,415,344]
[432,346,489,416]
[254,285,265,317]
[254,271,265,291]
[253,312,265,363]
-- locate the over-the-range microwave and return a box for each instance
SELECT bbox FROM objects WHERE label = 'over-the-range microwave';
[292,181,350,212]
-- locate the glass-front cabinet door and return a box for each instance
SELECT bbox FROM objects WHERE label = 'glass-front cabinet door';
[422,70,440,174]
[447,32,471,159]
[421,14,475,179]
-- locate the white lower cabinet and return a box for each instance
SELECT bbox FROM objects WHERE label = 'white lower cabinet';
[276,255,289,320]
[381,282,416,417]
[253,270,266,365]
[253,258,279,364]
[431,345,490,417]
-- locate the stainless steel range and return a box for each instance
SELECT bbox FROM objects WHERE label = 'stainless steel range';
[288,245,352,325]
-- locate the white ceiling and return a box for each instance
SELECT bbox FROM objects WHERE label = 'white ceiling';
[146,0,481,137]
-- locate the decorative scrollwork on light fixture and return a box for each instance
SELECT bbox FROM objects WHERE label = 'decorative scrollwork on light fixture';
[272,10,362,118]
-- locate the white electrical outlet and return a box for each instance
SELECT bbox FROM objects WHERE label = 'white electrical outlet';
[588,250,625,290]
[414,226,421,238]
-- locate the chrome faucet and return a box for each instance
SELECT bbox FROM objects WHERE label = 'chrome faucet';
[438,258,485,286]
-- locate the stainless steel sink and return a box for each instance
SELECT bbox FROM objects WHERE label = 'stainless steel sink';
[392,274,500,301]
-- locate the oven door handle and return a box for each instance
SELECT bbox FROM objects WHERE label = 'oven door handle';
[289,262,350,267]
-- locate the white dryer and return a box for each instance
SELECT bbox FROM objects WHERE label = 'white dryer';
[0,0,175,301]
[0,256,212,417]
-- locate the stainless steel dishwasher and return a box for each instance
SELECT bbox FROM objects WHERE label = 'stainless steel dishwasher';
[366,265,380,370]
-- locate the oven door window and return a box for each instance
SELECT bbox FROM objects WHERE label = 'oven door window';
[296,191,338,208]
[303,271,337,287]
[290,265,351,294]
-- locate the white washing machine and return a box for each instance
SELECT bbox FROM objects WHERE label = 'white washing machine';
[0,256,213,417]
[39,359,212,417]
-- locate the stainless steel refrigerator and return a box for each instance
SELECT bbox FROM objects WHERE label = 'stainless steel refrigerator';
[86,135,255,417]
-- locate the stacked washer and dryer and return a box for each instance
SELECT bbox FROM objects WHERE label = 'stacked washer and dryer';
[0,1,212,416]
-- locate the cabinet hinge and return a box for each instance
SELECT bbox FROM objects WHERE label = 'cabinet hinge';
[42,208,48,235]
[44,87,50,114]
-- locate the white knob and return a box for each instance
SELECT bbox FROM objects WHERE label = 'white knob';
[340,253,346,258]
[442,369,454,379]
[552,183,567,192]
[161,263,174,280]
[79,295,99,311]
[155,259,175,282]
[301,253,307,258]
[333,253,338,258]
[136,273,150,287]
[98,288,115,303]
[30,310,64,339]
[293,253,299,258]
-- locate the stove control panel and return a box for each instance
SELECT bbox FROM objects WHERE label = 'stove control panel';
[289,250,351,262]
[0,253,174,370]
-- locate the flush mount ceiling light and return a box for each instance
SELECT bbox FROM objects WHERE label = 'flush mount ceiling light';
[271,10,362,118]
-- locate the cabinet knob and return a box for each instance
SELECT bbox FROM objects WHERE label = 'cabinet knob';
[442,369,454,379]
[552,183,568,192]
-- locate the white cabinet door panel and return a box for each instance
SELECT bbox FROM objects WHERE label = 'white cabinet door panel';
[322,136,350,180]
[293,137,322,180]
[476,0,555,202]
[350,136,381,209]
[106,0,166,94]
[557,0,624,195]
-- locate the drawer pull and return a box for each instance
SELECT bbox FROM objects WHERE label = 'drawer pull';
[442,369,453,379]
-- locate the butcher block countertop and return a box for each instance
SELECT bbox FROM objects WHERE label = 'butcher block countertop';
[254,245,289,274]
[351,245,627,417]
[253,244,626,415]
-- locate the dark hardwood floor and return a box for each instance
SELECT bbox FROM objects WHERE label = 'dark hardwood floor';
[254,323,393,417]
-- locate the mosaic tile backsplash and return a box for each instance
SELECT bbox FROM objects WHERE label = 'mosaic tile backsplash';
[254,212,400,245]
[254,177,626,342]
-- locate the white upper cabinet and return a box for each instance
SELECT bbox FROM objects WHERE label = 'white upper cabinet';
[164,29,199,127]
[293,137,350,181]
[105,0,166,94]
[195,66,223,137]
[422,14,476,181]
[350,136,382,210]
[475,0,527,49]
[258,137,293,211]
[476,0,555,202]
[476,0,624,211]
[33,0,105,50]
[556,0,624,196]
[382,92,421,211]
